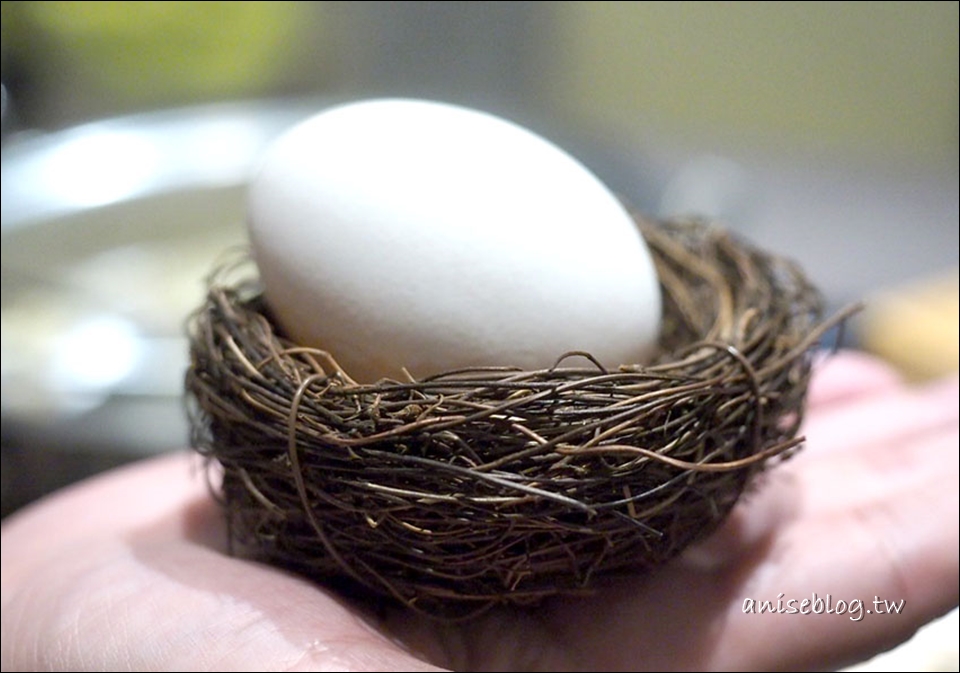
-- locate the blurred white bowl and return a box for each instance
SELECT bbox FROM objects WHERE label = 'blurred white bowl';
[1,100,328,476]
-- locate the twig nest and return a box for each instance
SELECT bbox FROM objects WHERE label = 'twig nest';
[186,216,835,619]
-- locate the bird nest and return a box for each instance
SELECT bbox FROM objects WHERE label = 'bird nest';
[185,216,845,620]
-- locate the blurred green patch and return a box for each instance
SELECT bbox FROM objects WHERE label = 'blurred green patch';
[2,1,311,109]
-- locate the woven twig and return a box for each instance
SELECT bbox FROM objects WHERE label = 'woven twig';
[186,216,848,619]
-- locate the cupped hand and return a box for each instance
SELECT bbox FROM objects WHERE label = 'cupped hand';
[2,352,957,671]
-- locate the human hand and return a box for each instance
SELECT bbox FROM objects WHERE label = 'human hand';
[2,352,957,671]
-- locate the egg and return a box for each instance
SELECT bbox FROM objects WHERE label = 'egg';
[248,99,662,383]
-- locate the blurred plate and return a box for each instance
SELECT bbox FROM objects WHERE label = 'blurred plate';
[1,99,328,513]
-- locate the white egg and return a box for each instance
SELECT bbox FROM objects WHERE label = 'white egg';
[248,99,661,383]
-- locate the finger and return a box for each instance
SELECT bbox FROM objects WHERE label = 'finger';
[722,425,959,672]
[701,374,960,671]
[681,374,958,571]
[799,372,958,458]
[534,374,959,672]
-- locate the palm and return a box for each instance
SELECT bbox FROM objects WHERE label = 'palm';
[2,353,957,671]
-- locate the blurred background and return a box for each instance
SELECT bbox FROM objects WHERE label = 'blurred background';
[1,2,957,668]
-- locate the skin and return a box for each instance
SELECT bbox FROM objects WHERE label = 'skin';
[2,351,957,671]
